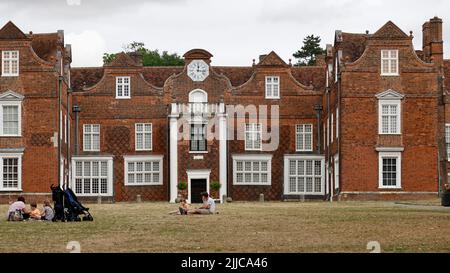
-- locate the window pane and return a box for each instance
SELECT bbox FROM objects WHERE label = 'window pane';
[235,160,270,185]
[287,159,322,194]
[382,157,397,187]
[3,106,19,135]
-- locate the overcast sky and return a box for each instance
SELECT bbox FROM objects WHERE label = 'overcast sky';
[1,0,449,67]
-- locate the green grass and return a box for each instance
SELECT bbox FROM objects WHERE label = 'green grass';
[0,201,449,253]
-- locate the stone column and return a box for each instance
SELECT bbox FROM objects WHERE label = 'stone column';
[169,102,179,203]
[218,102,227,203]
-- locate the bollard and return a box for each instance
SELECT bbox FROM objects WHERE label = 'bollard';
[136,195,142,203]
[97,195,102,204]
[300,195,305,202]
[222,195,227,203]
[259,193,264,202]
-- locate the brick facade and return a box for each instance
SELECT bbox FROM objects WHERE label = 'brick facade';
[0,18,448,203]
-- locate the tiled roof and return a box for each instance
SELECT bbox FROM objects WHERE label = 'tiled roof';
[290,66,326,91]
[141,66,183,87]
[0,21,61,63]
[340,32,367,63]
[31,33,60,62]
[71,67,104,91]
[71,65,326,92]
[213,66,254,86]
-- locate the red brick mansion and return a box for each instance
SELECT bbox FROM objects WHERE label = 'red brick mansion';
[0,17,448,203]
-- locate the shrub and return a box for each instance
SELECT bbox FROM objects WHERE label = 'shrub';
[178,181,188,190]
[210,181,221,191]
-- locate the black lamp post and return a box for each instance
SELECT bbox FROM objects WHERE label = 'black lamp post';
[73,105,81,155]
[314,104,323,154]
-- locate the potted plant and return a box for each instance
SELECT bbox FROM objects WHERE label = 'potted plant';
[178,181,188,191]
[210,181,221,191]
[210,181,221,200]
[442,184,450,207]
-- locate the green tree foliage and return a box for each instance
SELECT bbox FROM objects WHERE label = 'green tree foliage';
[293,35,326,66]
[103,41,185,66]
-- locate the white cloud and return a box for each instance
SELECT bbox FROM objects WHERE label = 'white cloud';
[66,30,106,67]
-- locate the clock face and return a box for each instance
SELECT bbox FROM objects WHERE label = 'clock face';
[187,60,209,82]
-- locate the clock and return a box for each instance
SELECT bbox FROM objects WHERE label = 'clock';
[187,60,209,82]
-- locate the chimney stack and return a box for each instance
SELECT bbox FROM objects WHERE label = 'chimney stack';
[423,17,443,65]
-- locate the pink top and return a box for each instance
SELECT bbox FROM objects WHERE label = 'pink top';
[6,201,25,218]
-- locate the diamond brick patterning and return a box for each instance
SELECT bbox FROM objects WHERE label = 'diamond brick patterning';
[29,133,53,147]
[105,126,131,156]
[0,18,446,203]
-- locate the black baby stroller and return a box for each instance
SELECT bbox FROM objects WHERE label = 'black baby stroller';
[51,185,94,222]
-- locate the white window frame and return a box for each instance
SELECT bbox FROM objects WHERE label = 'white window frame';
[2,51,19,77]
[296,124,313,152]
[116,76,131,99]
[336,108,339,138]
[381,50,399,76]
[331,113,334,141]
[265,76,280,99]
[378,100,401,135]
[326,117,330,146]
[124,155,163,186]
[334,154,339,189]
[446,124,450,162]
[60,110,62,140]
[378,152,402,189]
[283,155,325,195]
[0,153,23,191]
[233,154,272,186]
[0,101,22,137]
[135,123,152,151]
[83,124,100,152]
[334,57,338,83]
[68,117,70,149]
[245,123,262,151]
[71,156,113,197]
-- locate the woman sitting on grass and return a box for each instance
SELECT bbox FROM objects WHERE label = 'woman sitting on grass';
[6,196,31,221]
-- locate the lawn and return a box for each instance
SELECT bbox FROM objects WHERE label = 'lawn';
[1,201,450,253]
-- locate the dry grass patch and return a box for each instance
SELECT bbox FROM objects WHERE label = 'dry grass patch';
[0,201,449,253]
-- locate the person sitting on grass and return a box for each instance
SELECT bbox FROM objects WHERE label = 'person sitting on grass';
[6,196,31,221]
[29,203,42,220]
[188,192,216,215]
[41,200,54,221]
[169,197,190,215]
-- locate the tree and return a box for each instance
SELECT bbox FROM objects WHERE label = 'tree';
[293,35,326,66]
[103,41,184,66]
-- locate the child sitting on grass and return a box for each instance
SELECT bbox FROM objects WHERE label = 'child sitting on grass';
[41,200,54,221]
[29,203,42,220]
[169,198,190,215]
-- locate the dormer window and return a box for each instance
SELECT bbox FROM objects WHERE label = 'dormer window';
[2,51,19,77]
[116,76,130,99]
[265,76,280,99]
[381,50,399,76]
